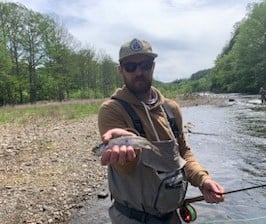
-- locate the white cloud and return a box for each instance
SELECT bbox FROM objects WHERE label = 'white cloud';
[8,0,262,82]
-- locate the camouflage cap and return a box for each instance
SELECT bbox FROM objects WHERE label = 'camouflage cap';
[119,38,158,61]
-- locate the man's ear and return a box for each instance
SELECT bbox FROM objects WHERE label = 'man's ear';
[117,65,123,76]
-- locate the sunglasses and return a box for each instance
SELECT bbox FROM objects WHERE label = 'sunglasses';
[122,60,154,73]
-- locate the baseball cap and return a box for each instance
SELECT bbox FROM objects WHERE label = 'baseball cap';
[119,38,158,62]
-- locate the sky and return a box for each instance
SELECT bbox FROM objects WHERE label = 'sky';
[7,0,262,82]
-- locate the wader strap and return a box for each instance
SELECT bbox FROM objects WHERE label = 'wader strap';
[112,97,146,137]
[113,201,173,223]
[112,97,179,138]
[162,103,179,138]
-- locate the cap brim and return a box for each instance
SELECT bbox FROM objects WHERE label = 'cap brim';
[119,53,158,62]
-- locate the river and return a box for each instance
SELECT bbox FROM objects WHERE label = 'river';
[70,94,266,224]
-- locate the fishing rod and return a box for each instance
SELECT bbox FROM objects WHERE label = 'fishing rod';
[184,184,266,204]
[179,184,266,223]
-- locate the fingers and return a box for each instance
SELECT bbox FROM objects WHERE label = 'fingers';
[216,184,225,194]
[202,190,224,203]
[101,148,112,165]
[127,147,139,161]
[212,184,225,202]
[208,190,225,203]
[102,128,136,142]
[100,129,138,166]
[101,145,137,166]
[117,145,127,164]
[201,179,225,203]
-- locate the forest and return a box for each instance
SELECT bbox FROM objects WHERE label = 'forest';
[0,1,265,105]
[173,1,266,95]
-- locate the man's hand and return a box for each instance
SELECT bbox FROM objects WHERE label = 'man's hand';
[101,128,138,166]
[102,128,136,142]
[200,179,225,203]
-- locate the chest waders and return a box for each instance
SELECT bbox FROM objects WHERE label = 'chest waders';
[108,99,188,224]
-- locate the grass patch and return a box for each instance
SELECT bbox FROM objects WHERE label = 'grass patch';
[0,99,103,124]
[2,164,75,188]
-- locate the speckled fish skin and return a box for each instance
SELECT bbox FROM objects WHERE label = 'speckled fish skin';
[92,135,160,156]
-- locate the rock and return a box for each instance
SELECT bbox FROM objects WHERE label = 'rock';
[97,190,109,199]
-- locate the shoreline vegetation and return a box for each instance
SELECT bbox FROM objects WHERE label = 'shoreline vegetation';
[0,94,228,223]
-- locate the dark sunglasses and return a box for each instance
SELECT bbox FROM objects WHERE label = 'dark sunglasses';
[122,60,154,73]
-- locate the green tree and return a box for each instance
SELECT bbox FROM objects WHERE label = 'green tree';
[211,1,266,93]
[99,55,121,97]
[0,39,13,105]
[0,3,26,104]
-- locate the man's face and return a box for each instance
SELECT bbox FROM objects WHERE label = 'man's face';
[119,54,155,95]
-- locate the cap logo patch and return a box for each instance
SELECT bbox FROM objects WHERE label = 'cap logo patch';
[130,39,143,52]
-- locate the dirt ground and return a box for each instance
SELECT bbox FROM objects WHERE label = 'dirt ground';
[0,94,227,224]
[0,115,108,224]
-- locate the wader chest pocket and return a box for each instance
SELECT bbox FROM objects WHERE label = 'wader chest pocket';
[154,169,188,214]
[165,174,183,189]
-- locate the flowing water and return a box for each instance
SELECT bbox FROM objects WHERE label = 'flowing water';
[70,94,266,224]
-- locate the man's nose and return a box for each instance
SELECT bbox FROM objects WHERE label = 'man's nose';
[134,65,144,76]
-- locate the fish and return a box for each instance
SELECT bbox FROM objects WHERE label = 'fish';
[92,135,160,156]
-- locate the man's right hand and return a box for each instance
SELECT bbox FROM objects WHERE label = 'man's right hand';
[101,128,138,166]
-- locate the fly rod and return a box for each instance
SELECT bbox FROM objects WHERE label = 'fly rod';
[184,184,266,204]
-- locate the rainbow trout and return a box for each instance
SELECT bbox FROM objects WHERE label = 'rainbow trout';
[92,135,160,156]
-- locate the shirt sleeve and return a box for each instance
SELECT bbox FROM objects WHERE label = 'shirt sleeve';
[171,101,210,187]
[98,99,137,136]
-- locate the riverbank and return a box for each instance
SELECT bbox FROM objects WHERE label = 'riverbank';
[0,95,228,224]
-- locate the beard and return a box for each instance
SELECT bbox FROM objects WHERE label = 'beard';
[124,75,152,95]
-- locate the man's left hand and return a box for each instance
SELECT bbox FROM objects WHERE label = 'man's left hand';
[200,179,225,203]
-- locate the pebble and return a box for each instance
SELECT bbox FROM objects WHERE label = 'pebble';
[0,115,107,223]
